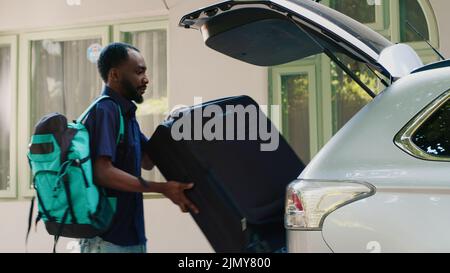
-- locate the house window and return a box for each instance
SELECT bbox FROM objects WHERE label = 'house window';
[330,0,385,31]
[399,0,430,43]
[272,64,318,162]
[0,36,17,198]
[0,45,11,193]
[281,73,311,163]
[0,45,12,191]
[330,0,376,24]
[330,53,384,133]
[30,38,103,126]
[114,22,168,138]
[18,27,109,197]
[114,21,169,196]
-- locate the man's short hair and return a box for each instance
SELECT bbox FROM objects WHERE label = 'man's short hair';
[97,42,140,82]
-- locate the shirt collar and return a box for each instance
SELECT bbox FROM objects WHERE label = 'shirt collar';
[102,86,137,118]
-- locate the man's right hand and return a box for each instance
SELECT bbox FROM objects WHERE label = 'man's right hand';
[162,181,199,214]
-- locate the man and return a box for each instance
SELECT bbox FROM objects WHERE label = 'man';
[79,42,199,253]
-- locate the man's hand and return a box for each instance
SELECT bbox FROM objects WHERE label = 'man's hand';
[162,181,199,214]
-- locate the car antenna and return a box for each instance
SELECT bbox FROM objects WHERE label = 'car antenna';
[286,15,377,98]
[406,21,445,60]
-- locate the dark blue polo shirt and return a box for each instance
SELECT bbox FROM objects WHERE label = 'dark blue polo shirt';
[84,86,147,246]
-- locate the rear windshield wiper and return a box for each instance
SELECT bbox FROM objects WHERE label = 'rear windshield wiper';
[287,15,377,98]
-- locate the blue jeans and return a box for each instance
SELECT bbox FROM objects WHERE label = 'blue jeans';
[79,237,147,253]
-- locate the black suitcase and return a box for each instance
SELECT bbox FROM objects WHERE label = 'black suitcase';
[145,95,305,253]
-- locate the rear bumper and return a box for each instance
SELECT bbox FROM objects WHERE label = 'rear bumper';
[287,230,332,253]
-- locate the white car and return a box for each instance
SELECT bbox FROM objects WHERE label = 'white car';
[285,62,450,253]
[181,0,450,252]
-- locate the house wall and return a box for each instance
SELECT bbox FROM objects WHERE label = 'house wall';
[429,0,450,57]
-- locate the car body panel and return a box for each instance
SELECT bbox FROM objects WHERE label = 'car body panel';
[287,231,331,253]
[321,189,450,253]
[298,67,450,184]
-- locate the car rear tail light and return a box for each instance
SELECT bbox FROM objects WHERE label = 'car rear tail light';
[285,180,376,230]
[292,192,303,211]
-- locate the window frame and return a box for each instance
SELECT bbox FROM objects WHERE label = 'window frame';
[0,35,18,198]
[390,0,440,61]
[18,26,110,197]
[113,19,170,120]
[395,89,450,162]
[113,19,169,199]
[270,63,319,161]
[323,0,386,31]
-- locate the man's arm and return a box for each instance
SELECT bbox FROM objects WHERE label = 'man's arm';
[94,156,199,214]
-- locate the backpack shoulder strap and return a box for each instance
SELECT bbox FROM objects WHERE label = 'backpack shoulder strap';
[76,95,125,144]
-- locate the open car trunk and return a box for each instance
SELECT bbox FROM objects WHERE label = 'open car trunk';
[180,0,424,79]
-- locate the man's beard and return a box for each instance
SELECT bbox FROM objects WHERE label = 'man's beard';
[122,78,144,104]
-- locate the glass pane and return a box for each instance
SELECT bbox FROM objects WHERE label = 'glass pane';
[31,39,103,127]
[400,0,429,43]
[286,0,391,54]
[122,29,168,182]
[331,53,382,133]
[0,45,11,191]
[330,0,376,24]
[281,73,310,164]
[412,99,450,157]
[122,30,168,136]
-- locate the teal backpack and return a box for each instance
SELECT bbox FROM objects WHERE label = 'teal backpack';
[26,96,124,252]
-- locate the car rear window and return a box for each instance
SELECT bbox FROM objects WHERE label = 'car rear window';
[412,99,450,157]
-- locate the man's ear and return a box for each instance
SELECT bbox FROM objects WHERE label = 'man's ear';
[109,68,121,83]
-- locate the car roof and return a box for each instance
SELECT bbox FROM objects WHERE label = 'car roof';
[411,59,450,74]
